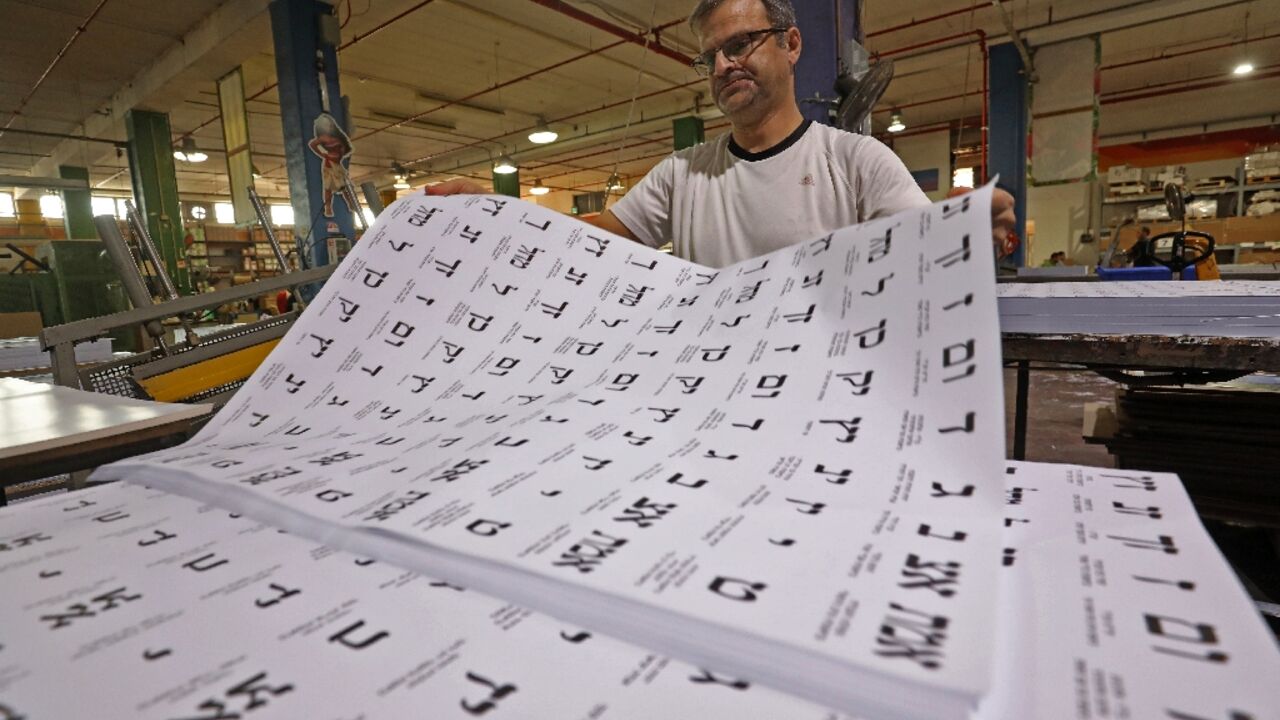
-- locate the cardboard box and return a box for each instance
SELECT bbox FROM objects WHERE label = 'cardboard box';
[1107,165,1143,184]
[0,311,43,339]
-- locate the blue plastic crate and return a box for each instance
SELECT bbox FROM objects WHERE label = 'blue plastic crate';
[1096,265,1197,281]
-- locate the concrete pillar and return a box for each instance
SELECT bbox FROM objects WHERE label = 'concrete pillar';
[124,109,191,293]
[270,0,356,271]
[988,42,1029,267]
[58,166,95,239]
[673,116,705,150]
[492,170,520,198]
[794,0,860,126]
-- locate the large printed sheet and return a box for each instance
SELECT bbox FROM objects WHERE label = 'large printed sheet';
[982,462,1280,720]
[4,463,1276,719]
[93,187,1006,719]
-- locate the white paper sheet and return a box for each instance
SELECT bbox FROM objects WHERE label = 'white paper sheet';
[0,481,847,720]
[93,186,1005,720]
[978,461,1280,720]
[5,461,1276,719]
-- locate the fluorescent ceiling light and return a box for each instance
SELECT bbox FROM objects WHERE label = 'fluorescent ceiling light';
[605,172,624,191]
[529,118,558,144]
[887,110,906,133]
[530,179,550,195]
[393,175,411,190]
[174,136,207,163]
[1233,62,1255,75]
[493,153,518,174]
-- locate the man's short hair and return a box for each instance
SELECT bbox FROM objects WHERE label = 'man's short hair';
[688,0,798,38]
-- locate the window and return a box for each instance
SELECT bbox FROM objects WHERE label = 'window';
[269,204,294,226]
[115,198,131,220]
[952,167,975,189]
[39,194,64,219]
[91,196,117,218]
[362,207,375,225]
[0,192,14,218]
[214,202,235,224]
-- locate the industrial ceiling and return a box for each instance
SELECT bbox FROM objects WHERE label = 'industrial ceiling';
[0,0,1277,203]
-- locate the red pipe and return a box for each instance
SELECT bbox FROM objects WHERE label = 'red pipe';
[1,0,112,137]
[867,5,986,39]
[178,0,440,141]
[400,38,697,168]
[1102,66,1280,105]
[980,32,988,183]
[872,89,984,114]
[878,29,983,59]
[527,0,694,67]
[1100,32,1280,71]
[1102,62,1280,99]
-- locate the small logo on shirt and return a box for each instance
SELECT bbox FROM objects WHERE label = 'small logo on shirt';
[800,174,815,186]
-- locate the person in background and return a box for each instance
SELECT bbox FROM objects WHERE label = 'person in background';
[426,0,1016,268]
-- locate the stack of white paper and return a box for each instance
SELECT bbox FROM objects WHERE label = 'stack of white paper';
[0,336,112,372]
[997,280,1280,337]
[3,462,1276,719]
[92,187,1006,719]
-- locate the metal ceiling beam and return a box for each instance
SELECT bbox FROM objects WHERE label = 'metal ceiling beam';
[20,0,276,197]
[1021,0,1250,47]
[0,0,112,139]
[525,0,695,67]
[0,175,89,190]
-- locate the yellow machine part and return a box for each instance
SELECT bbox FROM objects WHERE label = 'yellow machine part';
[137,339,279,403]
[1186,238,1221,280]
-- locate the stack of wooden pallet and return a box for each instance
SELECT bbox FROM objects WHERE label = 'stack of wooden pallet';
[1085,379,1280,524]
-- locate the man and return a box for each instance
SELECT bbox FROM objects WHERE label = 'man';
[430,0,1016,268]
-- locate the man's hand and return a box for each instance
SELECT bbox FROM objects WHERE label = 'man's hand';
[991,187,1016,247]
[425,178,489,195]
[948,186,1016,251]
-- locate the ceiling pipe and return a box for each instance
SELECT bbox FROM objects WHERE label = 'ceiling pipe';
[177,0,440,142]
[364,16,687,157]
[0,126,125,147]
[1102,66,1280,105]
[526,0,694,67]
[0,0,112,139]
[866,5,988,39]
[401,75,700,168]
[1101,31,1280,71]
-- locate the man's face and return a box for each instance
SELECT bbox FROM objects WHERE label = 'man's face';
[695,0,799,121]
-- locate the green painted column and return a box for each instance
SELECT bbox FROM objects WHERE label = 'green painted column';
[124,109,191,294]
[492,170,520,198]
[673,116,705,150]
[58,165,95,239]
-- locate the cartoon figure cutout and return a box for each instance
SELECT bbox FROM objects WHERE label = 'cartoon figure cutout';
[309,112,354,217]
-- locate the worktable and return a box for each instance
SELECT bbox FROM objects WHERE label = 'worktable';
[0,377,210,505]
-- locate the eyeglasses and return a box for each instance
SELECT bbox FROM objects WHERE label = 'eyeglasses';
[691,27,789,77]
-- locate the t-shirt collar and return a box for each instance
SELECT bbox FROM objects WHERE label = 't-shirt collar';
[728,119,813,162]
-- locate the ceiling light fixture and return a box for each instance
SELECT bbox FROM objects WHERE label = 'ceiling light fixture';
[529,118,558,144]
[392,162,411,190]
[493,153,518,175]
[173,136,207,163]
[887,110,906,133]
[605,172,624,192]
[530,179,550,195]
[1233,62,1255,75]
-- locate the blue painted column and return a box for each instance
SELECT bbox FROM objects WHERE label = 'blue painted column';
[988,42,1029,267]
[270,0,355,272]
[794,0,860,125]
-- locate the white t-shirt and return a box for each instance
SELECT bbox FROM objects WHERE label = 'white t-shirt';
[611,120,930,268]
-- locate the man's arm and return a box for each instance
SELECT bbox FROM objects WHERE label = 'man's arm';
[586,209,638,242]
[424,180,641,242]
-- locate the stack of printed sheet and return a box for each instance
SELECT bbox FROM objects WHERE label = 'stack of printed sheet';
[998,279,1280,337]
[2,185,1276,719]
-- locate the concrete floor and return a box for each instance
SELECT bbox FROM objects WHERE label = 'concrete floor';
[1002,366,1117,466]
